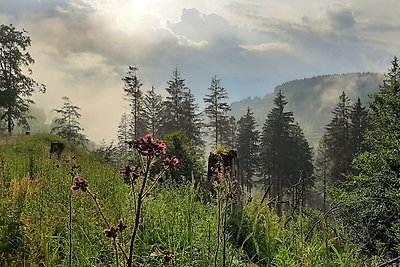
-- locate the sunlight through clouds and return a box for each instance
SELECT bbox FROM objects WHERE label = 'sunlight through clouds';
[1,0,399,142]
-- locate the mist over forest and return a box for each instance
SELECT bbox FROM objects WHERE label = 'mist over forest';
[1,1,400,266]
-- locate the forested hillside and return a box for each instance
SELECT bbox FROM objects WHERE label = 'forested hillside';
[231,73,383,146]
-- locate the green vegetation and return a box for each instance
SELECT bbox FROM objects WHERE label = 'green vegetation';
[0,134,379,266]
[231,72,383,146]
[1,24,399,267]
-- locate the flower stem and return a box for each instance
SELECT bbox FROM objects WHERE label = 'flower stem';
[127,156,151,267]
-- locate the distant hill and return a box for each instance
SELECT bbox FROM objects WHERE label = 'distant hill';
[231,72,384,147]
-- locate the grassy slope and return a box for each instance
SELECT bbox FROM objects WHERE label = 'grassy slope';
[0,134,374,266]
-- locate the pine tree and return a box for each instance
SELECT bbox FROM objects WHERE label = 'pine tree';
[122,66,146,138]
[289,122,313,206]
[325,91,352,182]
[0,24,45,133]
[350,97,368,155]
[51,96,87,145]
[236,107,259,193]
[117,112,131,156]
[181,88,204,147]
[339,57,400,257]
[314,133,331,212]
[143,86,163,136]
[160,68,186,134]
[203,76,231,146]
[221,115,237,148]
[259,91,312,214]
[259,91,294,215]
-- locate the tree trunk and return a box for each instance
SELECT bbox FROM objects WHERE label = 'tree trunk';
[7,105,12,134]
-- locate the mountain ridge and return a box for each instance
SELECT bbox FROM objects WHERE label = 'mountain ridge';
[231,72,384,147]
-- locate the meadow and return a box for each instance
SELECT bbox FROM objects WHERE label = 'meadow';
[0,134,377,266]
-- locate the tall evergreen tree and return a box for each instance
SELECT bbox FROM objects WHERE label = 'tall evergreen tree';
[259,91,294,215]
[289,122,313,206]
[236,107,259,193]
[160,68,186,134]
[159,69,203,145]
[0,24,45,133]
[259,91,312,214]
[181,88,204,147]
[339,57,400,258]
[203,76,231,146]
[143,86,163,136]
[350,97,368,155]
[122,66,146,138]
[221,115,237,148]
[51,96,87,145]
[117,112,131,155]
[325,91,353,182]
[314,133,331,212]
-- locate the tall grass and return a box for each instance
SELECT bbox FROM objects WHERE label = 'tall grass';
[0,134,378,266]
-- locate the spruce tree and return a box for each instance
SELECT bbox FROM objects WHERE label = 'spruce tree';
[221,115,237,148]
[236,107,259,192]
[203,76,231,146]
[181,88,204,147]
[289,122,313,206]
[259,91,294,215]
[260,91,312,214]
[122,66,146,138]
[143,86,163,136]
[350,97,369,155]
[314,133,331,212]
[159,69,203,146]
[117,112,131,156]
[339,57,400,258]
[325,91,352,182]
[51,96,87,145]
[160,68,186,134]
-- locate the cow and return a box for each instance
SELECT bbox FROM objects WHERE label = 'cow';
[50,142,65,159]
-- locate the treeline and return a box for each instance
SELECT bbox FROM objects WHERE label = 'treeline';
[2,23,400,261]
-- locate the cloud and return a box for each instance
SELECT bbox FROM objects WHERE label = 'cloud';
[240,42,291,52]
[1,0,399,143]
[326,4,355,31]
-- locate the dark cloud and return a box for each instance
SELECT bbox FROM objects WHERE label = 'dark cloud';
[326,5,356,31]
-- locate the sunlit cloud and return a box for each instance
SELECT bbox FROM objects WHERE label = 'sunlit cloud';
[1,0,399,142]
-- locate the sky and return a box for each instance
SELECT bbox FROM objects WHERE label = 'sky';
[0,0,399,142]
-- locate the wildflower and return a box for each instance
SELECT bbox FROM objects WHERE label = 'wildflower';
[121,165,135,175]
[145,133,153,141]
[164,157,171,166]
[103,226,118,238]
[71,176,89,192]
[126,134,167,157]
[171,157,179,166]
[164,157,179,167]
[117,219,127,231]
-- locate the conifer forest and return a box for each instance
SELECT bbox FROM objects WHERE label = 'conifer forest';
[1,5,400,266]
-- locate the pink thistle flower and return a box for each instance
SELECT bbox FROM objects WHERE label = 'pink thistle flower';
[103,226,118,238]
[71,176,88,192]
[129,134,167,157]
[172,157,179,166]
[164,157,171,166]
